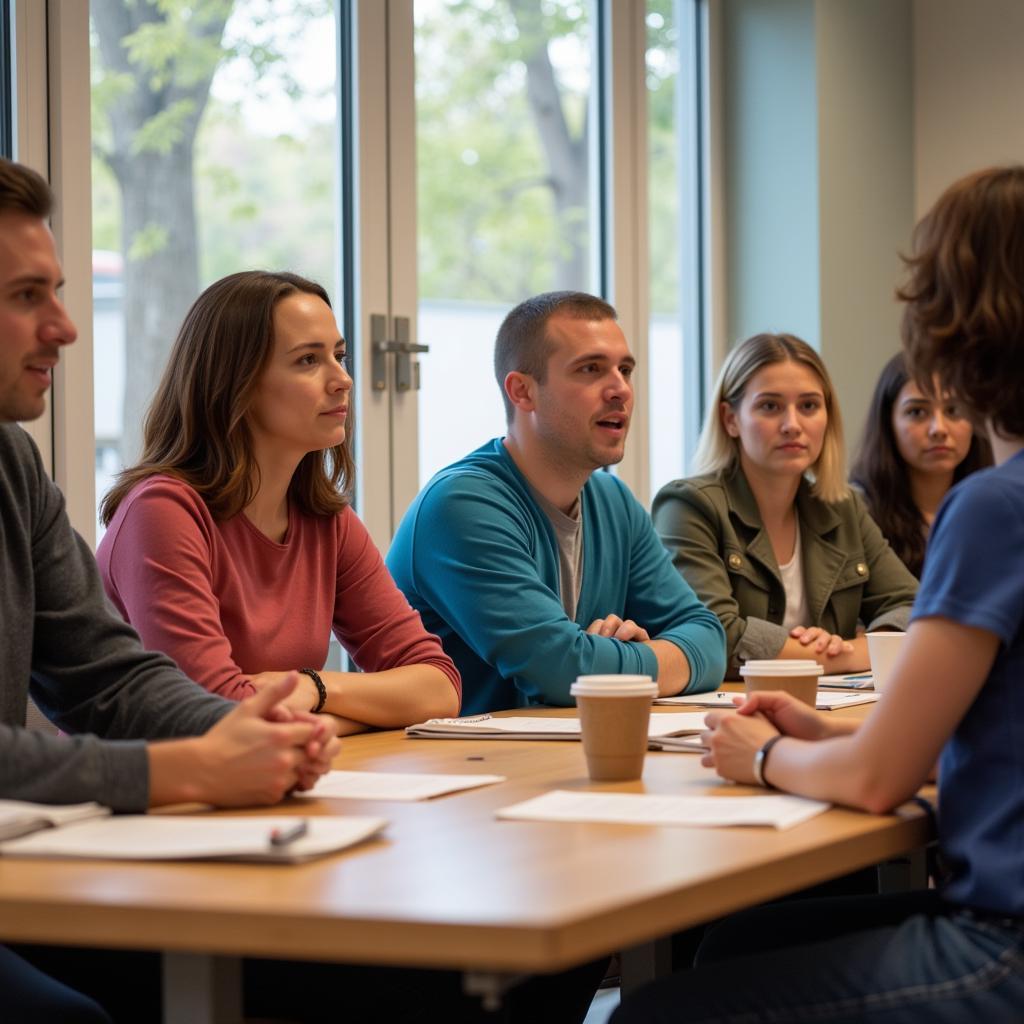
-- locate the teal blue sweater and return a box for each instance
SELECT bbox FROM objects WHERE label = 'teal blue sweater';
[387,440,726,714]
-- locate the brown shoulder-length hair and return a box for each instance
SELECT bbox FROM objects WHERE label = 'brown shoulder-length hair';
[900,165,1024,441]
[851,352,991,577]
[101,270,353,525]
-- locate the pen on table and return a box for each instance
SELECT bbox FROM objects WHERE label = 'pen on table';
[269,819,309,848]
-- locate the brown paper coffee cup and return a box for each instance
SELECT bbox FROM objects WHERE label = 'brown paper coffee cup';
[571,675,657,782]
[740,660,823,707]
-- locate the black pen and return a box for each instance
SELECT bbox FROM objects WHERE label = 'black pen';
[269,819,309,848]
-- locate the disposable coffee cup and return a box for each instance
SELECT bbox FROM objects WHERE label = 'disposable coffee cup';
[866,631,906,692]
[739,660,823,707]
[570,675,657,782]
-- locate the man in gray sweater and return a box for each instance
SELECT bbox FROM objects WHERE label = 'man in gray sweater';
[0,158,604,1024]
[0,158,338,1020]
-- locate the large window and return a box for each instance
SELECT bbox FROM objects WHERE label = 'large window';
[20,0,709,547]
[414,0,599,485]
[91,0,341,535]
[647,0,703,494]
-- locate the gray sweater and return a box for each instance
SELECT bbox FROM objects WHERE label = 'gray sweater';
[0,424,231,810]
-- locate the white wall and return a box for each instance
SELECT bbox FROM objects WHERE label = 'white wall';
[914,0,1024,217]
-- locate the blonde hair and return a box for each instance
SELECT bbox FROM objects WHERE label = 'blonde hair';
[693,332,848,504]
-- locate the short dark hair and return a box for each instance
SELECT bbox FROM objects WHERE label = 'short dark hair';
[102,270,353,525]
[851,353,991,577]
[900,165,1024,441]
[0,158,53,219]
[493,290,617,422]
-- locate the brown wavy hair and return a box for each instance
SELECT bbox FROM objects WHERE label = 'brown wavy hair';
[900,165,1024,441]
[851,353,991,577]
[101,271,353,525]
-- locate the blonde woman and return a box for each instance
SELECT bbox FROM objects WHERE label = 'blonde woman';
[653,333,917,676]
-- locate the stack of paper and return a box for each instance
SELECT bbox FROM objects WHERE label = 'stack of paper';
[0,800,110,841]
[406,712,707,741]
[654,690,879,711]
[0,815,386,863]
[496,790,830,830]
[819,673,874,690]
[648,735,707,753]
[303,770,505,801]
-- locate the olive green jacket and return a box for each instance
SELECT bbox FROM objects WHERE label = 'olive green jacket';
[652,467,918,673]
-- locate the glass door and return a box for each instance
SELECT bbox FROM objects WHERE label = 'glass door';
[413,0,601,489]
[90,0,345,540]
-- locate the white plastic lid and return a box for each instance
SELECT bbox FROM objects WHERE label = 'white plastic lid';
[739,659,823,677]
[570,674,657,698]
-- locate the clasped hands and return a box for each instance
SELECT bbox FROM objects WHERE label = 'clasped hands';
[789,625,853,658]
[699,690,831,786]
[198,673,340,805]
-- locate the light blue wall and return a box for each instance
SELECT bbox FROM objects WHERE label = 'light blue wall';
[724,0,820,347]
[719,0,914,456]
[817,0,914,451]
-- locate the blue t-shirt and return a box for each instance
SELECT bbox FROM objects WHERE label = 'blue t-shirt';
[911,449,1024,917]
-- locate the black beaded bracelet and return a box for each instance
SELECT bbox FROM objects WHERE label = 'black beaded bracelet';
[752,734,784,788]
[299,667,327,714]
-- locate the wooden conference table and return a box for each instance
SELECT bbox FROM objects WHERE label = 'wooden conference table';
[0,704,933,1023]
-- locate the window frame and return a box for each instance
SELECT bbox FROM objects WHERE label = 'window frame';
[26,0,709,548]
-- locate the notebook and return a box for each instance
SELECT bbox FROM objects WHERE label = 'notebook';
[0,810,386,864]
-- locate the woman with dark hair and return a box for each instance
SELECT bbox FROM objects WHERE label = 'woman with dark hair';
[97,270,460,731]
[613,166,1024,1023]
[852,352,989,577]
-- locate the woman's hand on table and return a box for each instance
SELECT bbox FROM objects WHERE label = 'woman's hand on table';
[700,709,778,784]
[789,625,852,657]
[250,669,320,713]
[733,690,836,741]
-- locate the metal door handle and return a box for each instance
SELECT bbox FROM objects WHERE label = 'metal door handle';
[370,315,429,391]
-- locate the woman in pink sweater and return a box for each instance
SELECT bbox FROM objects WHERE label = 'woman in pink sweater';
[97,271,460,732]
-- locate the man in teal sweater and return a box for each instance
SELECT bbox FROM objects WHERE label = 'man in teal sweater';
[388,291,726,714]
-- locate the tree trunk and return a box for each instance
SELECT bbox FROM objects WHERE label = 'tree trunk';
[507,0,590,291]
[92,0,231,464]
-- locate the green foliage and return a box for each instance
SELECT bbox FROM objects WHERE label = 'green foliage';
[194,102,335,287]
[128,222,170,261]
[120,5,231,91]
[415,0,594,301]
[90,0,688,314]
[131,98,198,154]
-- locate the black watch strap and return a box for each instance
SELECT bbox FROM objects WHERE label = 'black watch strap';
[299,668,327,714]
[752,734,784,788]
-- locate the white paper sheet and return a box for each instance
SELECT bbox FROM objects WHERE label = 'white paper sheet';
[496,790,830,830]
[0,815,387,863]
[304,770,505,801]
[406,712,706,740]
[814,691,879,709]
[819,673,874,690]
[655,690,879,711]
[0,800,109,841]
[648,736,707,753]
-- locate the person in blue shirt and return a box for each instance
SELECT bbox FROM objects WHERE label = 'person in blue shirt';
[612,165,1024,1023]
[388,291,726,714]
